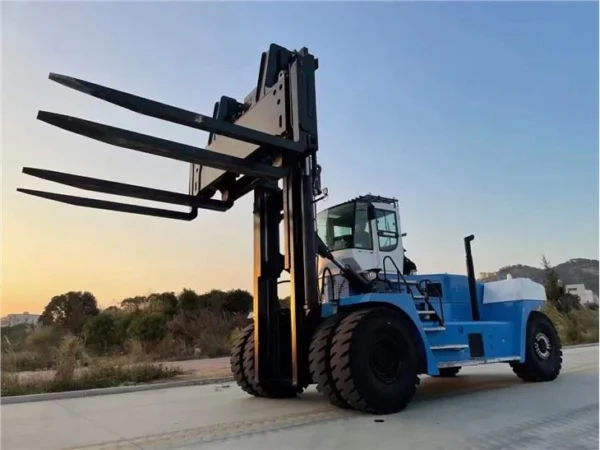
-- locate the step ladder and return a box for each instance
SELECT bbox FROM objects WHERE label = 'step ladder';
[380,256,445,327]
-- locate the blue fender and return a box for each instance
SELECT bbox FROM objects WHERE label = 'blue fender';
[518,301,550,361]
[321,293,440,375]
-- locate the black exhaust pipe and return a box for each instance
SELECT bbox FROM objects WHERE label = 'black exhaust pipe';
[464,234,480,321]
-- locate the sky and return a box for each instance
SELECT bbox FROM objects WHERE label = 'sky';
[1,1,598,315]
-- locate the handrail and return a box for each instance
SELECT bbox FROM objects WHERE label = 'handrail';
[382,255,407,292]
[382,255,416,296]
[319,267,336,304]
[382,255,444,327]
[418,279,445,325]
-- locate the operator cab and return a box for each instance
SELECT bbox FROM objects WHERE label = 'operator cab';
[316,195,416,282]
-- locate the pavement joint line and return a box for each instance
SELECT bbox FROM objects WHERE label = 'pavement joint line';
[64,408,358,450]
[1,342,597,405]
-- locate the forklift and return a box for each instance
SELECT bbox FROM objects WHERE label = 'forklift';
[17,43,563,415]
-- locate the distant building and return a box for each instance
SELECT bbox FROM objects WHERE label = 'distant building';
[478,272,499,281]
[0,312,41,328]
[565,284,599,305]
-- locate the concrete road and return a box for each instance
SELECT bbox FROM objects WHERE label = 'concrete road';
[2,345,598,450]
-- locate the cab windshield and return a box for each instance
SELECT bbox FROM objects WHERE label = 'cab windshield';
[316,201,373,251]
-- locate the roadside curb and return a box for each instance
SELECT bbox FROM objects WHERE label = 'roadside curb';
[2,343,596,405]
[0,376,235,405]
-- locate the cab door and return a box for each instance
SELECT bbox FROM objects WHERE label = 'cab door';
[371,203,405,275]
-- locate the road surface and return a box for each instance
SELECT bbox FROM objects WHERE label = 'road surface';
[2,345,598,450]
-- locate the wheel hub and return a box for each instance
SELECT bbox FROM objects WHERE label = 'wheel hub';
[533,332,552,360]
[370,338,403,383]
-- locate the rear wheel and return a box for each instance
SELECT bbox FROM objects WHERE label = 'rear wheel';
[329,307,421,414]
[230,322,304,398]
[433,367,461,377]
[510,313,562,382]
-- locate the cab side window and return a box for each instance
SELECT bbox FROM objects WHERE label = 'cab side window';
[353,202,373,250]
[375,209,398,252]
[317,203,355,250]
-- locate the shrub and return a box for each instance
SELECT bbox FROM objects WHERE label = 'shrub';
[83,312,120,355]
[127,312,167,348]
[0,324,33,352]
[567,306,599,344]
[177,288,200,313]
[166,309,244,358]
[54,335,84,383]
[1,326,65,372]
[124,338,149,363]
[1,350,55,372]
[543,303,599,345]
[222,289,253,313]
[24,326,63,353]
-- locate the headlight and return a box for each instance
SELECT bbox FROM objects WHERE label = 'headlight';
[363,269,380,282]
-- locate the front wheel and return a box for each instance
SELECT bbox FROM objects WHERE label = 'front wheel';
[510,313,562,382]
[230,323,304,398]
[328,307,421,414]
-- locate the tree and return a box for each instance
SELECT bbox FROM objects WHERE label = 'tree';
[178,288,200,313]
[542,256,563,304]
[127,312,167,346]
[147,292,178,318]
[120,296,148,312]
[222,289,252,313]
[83,312,119,354]
[198,289,226,310]
[39,291,99,335]
[542,256,581,313]
[556,293,582,314]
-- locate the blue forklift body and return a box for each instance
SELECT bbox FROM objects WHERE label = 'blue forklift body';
[321,273,545,376]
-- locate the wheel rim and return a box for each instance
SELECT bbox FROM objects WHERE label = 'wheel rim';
[533,332,552,361]
[369,336,403,383]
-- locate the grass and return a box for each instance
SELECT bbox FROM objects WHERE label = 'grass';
[542,304,599,345]
[1,362,183,397]
[1,335,183,397]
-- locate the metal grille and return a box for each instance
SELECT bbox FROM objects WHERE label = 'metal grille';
[320,274,349,303]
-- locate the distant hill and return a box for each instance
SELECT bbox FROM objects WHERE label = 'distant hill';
[478,258,599,296]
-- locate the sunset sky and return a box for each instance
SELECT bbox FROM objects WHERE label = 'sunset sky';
[2,1,598,315]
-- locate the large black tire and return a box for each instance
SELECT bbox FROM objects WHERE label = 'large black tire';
[308,315,351,409]
[329,307,421,414]
[510,313,563,382]
[230,323,303,398]
[230,324,260,396]
[432,367,461,378]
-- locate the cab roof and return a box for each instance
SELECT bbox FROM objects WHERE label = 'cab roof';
[322,194,398,211]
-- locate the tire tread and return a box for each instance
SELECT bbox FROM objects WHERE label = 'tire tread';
[309,316,350,409]
[231,323,303,398]
[329,308,420,414]
[510,313,563,382]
